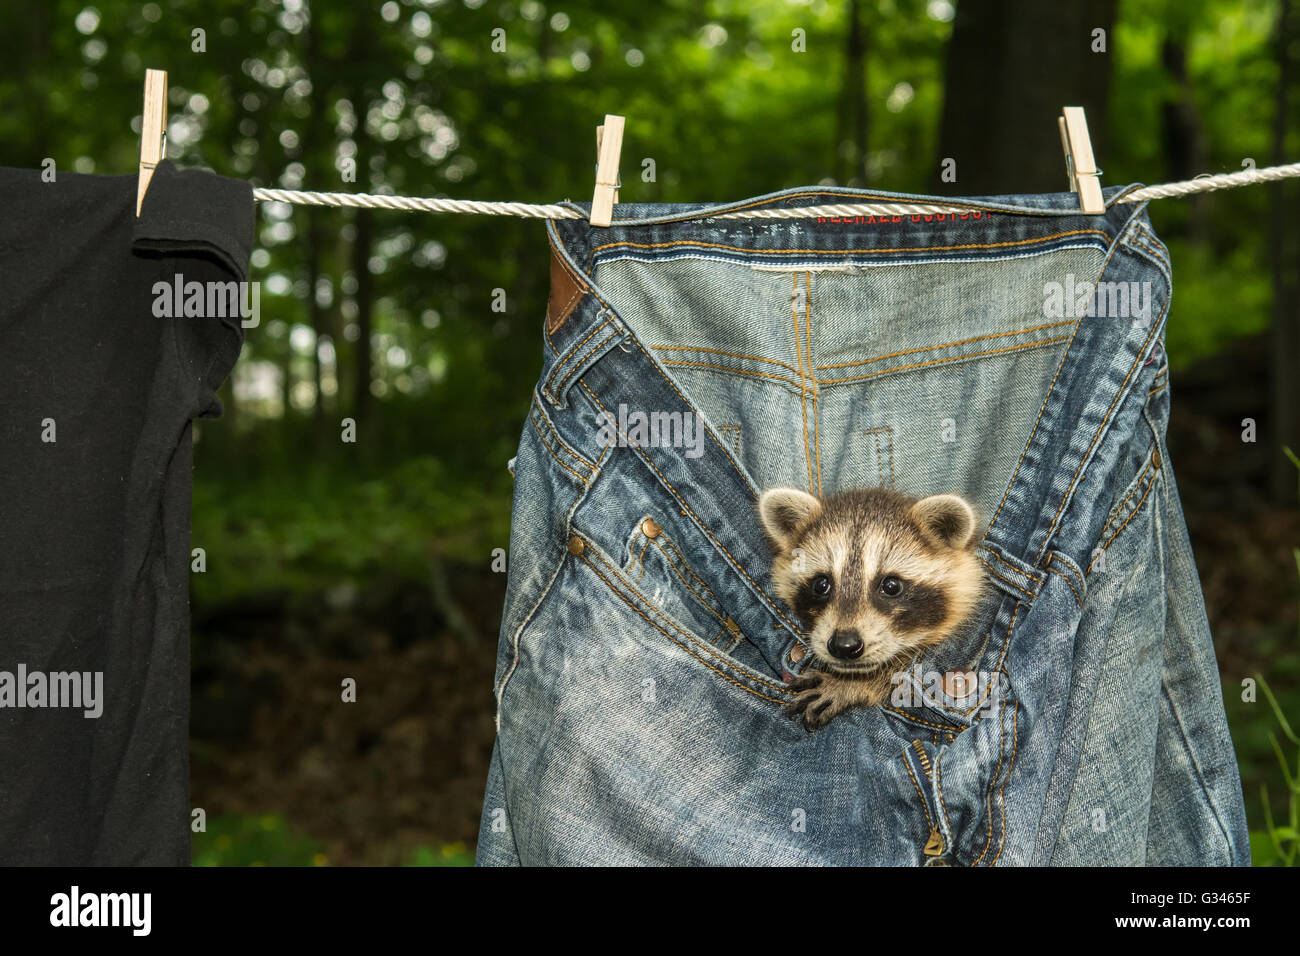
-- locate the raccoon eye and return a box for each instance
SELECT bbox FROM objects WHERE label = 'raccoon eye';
[809,575,833,599]
[879,575,905,598]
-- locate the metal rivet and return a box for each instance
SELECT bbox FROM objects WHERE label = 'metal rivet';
[790,644,807,663]
[1152,449,1162,469]
[942,671,975,699]
[567,535,585,556]
[642,518,661,539]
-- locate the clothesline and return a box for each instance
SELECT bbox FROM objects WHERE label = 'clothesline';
[248,160,1300,219]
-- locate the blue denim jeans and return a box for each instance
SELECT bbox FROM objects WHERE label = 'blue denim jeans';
[475,185,1250,866]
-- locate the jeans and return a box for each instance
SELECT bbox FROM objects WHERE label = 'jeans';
[475,184,1250,866]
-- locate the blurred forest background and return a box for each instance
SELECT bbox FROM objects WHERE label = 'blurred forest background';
[1,0,1298,866]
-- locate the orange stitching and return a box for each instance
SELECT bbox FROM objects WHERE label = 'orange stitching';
[816,320,1079,371]
[529,410,592,485]
[657,534,723,606]
[976,554,1035,599]
[1130,234,1170,271]
[590,229,1112,260]
[862,426,898,488]
[652,536,728,623]
[972,677,1008,866]
[546,317,610,391]
[578,545,789,700]
[495,440,611,706]
[1087,469,1158,572]
[530,395,595,472]
[952,600,1018,719]
[1045,553,1085,602]
[793,274,815,493]
[600,189,1055,227]
[985,548,1032,580]
[806,272,823,497]
[1035,300,1167,562]
[1046,562,1083,608]
[546,318,614,395]
[982,229,1134,546]
[819,337,1072,386]
[629,336,786,496]
[1137,245,1170,276]
[991,697,1020,866]
[659,360,803,389]
[935,749,953,842]
[648,344,802,376]
[632,531,651,581]
[1095,451,1158,545]
[579,553,789,704]
[579,367,807,639]
[903,755,935,832]
[718,423,743,457]
[587,537,783,692]
[1147,382,1167,398]
[546,317,612,393]
[555,329,621,397]
[584,535,787,692]
[881,705,964,733]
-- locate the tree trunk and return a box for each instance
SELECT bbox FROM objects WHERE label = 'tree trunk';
[936,0,1117,195]
[352,207,374,428]
[302,12,328,421]
[1160,34,1207,240]
[1271,0,1300,501]
[836,0,870,186]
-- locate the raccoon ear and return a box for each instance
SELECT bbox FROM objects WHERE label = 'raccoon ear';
[758,487,822,550]
[912,494,978,549]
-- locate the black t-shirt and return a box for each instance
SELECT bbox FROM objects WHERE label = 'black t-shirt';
[0,160,252,864]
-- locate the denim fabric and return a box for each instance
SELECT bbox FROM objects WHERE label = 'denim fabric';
[475,184,1250,866]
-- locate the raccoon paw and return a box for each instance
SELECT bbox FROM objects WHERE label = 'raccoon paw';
[785,673,853,731]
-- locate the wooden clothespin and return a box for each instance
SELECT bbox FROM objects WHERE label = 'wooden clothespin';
[590,114,624,227]
[1058,106,1104,214]
[136,68,168,216]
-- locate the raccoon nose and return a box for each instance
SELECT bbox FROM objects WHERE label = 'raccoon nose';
[828,629,864,660]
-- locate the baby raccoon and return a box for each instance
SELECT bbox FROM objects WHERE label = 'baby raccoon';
[758,486,985,730]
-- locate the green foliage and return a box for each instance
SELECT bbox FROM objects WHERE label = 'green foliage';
[1159,240,1272,369]
[191,448,512,606]
[404,842,475,867]
[191,814,473,866]
[192,813,327,867]
[1251,673,1300,865]
[1250,447,1300,866]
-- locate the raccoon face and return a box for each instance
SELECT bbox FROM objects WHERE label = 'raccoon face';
[758,486,985,672]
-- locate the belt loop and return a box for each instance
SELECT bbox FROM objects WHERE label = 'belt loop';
[543,307,624,409]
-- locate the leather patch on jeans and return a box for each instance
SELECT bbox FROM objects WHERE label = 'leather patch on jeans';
[546,243,587,334]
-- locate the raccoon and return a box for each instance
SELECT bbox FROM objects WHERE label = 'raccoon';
[758,486,986,730]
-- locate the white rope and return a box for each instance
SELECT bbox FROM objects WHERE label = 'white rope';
[250,188,580,218]
[250,161,1300,219]
[1118,161,1300,201]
